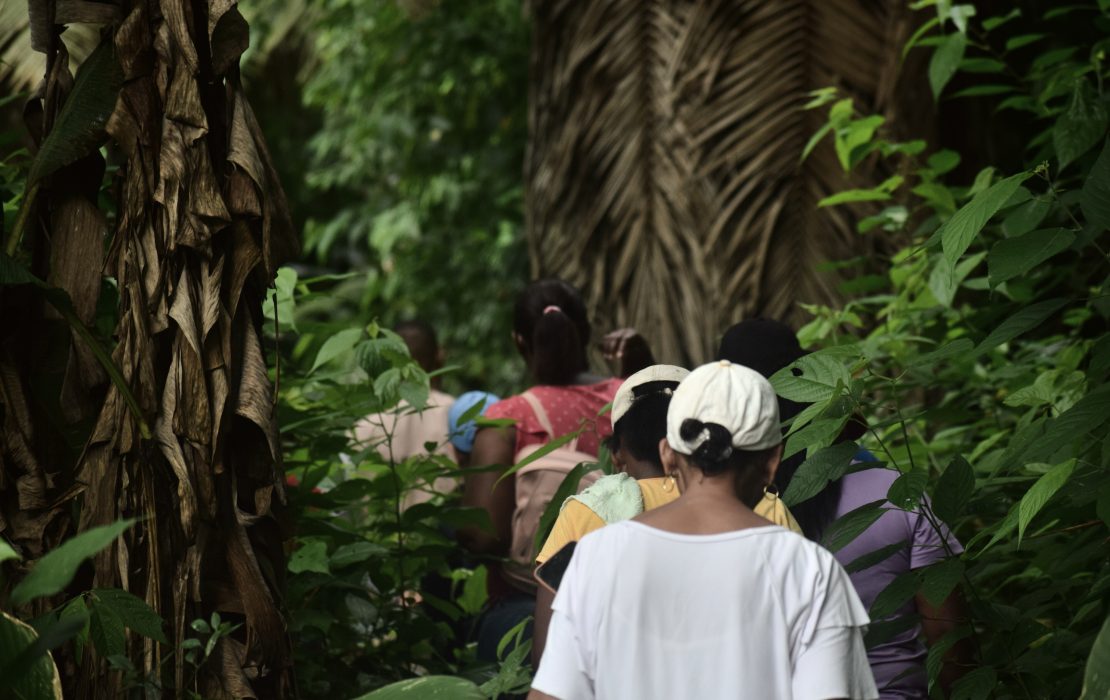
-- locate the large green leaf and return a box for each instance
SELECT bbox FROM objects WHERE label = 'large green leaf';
[1082,139,1110,231]
[10,520,136,606]
[869,569,921,619]
[920,557,964,606]
[349,676,484,700]
[951,666,997,700]
[782,442,859,506]
[929,32,967,99]
[0,538,19,564]
[1017,459,1076,543]
[311,328,365,373]
[941,172,1031,268]
[88,599,126,657]
[887,466,929,510]
[1081,613,1110,699]
[844,539,908,574]
[823,499,886,553]
[27,39,123,184]
[0,612,62,699]
[1054,79,1109,171]
[89,588,168,644]
[988,228,1075,286]
[973,298,1067,355]
[932,456,975,524]
[769,351,852,404]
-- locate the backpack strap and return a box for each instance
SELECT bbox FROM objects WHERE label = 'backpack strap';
[520,390,580,452]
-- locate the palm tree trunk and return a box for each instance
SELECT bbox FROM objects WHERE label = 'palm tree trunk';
[526,0,925,364]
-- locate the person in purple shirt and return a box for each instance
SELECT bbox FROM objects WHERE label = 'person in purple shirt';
[718,319,973,698]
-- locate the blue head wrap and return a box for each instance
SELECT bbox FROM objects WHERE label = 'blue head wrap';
[448,391,501,453]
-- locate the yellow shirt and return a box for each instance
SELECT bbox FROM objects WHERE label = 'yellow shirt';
[535,476,802,563]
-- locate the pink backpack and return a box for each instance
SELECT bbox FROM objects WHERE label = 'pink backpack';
[502,390,601,593]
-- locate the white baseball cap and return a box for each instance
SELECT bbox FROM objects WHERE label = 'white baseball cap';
[666,360,781,455]
[611,365,689,425]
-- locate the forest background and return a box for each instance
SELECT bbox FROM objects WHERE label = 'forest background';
[0,1,1109,699]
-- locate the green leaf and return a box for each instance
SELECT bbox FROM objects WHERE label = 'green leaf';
[818,188,892,207]
[1098,482,1110,529]
[1055,80,1109,171]
[348,676,485,700]
[457,565,489,617]
[941,172,1031,268]
[288,539,330,575]
[932,456,975,524]
[887,467,929,510]
[783,415,848,461]
[1017,459,1076,543]
[311,328,364,373]
[983,8,1020,31]
[920,557,965,606]
[329,541,388,569]
[950,84,1014,98]
[0,612,62,699]
[928,149,961,175]
[915,339,974,371]
[869,570,921,619]
[988,228,1075,285]
[0,538,18,564]
[88,600,126,657]
[769,350,852,403]
[27,39,123,184]
[496,427,583,483]
[951,667,997,700]
[1001,196,1052,236]
[1081,139,1110,231]
[973,298,1068,355]
[1081,613,1110,699]
[10,520,136,606]
[783,442,859,506]
[927,626,973,691]
[930,32,968,99]
[844,539,909,574]
[823,499,887,552]
[1005,33,1046,50]
[801,122,833,162]
[929,250,986,307]
[90,588,167,644]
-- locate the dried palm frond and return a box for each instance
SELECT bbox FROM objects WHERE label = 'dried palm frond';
[1,0,298,696]
[527,0,924,364]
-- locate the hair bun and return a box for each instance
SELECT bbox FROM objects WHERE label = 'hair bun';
[679,419,734,468]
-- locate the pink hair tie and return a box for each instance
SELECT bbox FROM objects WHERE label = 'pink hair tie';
[543,305,563,315]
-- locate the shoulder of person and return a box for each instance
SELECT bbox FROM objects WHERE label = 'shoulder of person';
[569,473,644,524]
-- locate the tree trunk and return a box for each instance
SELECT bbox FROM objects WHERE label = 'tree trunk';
[1,0,298,696]
[526,0,928,364]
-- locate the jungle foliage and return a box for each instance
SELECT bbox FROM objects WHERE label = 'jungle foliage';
[786,2,1110,697]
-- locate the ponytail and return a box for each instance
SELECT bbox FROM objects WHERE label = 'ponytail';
[531,307,584,384]
[513,280,591,385]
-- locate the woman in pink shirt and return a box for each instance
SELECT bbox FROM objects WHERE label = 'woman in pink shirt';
[459,279,650,660]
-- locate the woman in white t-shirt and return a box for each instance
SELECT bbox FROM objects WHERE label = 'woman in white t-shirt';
[529,360,878,700]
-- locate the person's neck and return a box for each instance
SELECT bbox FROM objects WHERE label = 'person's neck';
[635,472,766,534]
[624,461,664,481]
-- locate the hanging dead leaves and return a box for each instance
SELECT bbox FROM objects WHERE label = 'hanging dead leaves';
[1,0,299,697]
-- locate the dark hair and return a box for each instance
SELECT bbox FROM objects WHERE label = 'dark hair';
[677,418,778,505]
[512,279,590,385]
[607,380,677,474]
[394,319,440,373]
[717,318,840,540]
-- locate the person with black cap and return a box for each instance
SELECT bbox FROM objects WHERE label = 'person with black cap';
[529,361,877,700]
[717,318,971,698]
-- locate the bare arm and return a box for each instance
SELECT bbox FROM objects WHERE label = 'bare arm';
[459,425,516,555]
[916,587,974,693]
[532,582,556,666]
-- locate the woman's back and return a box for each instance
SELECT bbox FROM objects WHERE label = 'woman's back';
[537,521,875,700]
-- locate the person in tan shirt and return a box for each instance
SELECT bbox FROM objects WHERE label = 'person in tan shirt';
[353,320,457,509]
